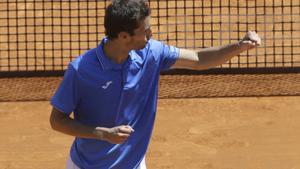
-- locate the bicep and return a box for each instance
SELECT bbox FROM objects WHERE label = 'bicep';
[171,49,203,70]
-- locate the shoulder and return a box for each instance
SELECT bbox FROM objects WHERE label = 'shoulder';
[147,39,165,50]
[69,48,98,71]
[138,39,165,61]
[147,39,179,55]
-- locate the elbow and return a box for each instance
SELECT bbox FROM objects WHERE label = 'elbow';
[49,108,65,131]
[49,113,58,131]
[196,55,221,70]
[197,56,228,70]
[194,61,217,70]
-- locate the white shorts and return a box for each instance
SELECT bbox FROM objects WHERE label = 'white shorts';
[66,155,147,169]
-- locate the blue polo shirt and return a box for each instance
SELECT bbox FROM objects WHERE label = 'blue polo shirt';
[51,37,179,169]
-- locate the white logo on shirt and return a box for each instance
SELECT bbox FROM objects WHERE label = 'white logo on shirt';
[102,81,112,89]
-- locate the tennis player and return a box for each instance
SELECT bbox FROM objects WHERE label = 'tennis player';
[50,0,261,169]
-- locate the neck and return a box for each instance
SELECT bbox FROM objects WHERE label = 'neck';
[103,39,130,64]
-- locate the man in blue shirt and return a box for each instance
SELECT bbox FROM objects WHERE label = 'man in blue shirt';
[50,0,261,169]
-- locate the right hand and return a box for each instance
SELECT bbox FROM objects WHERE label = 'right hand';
[239,31,262,50]
[94,125,134,144]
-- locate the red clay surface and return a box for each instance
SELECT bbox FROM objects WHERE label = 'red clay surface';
[0,97,300,169]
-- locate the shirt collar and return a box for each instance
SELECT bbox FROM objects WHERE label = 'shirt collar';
[96,37,131,71]
[96,37,145,70]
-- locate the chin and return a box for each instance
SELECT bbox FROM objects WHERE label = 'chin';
[141,41,148,49]
[132,41,148,50]
[140,45,147,49]
[135,44,146,50]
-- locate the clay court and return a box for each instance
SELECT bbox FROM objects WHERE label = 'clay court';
[1,97,300,169]
[1,74,300,169]
[0,0,300,169]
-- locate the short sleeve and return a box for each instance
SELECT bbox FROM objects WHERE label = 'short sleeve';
[152,40,180,71]
[51,63,80,115]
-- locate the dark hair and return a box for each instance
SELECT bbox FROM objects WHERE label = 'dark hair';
[104,0,151,40]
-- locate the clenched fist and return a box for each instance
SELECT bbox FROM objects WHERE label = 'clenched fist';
[94,125,134,144]
[239,31,262,50]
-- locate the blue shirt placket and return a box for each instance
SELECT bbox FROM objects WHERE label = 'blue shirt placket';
[114,68,125,126]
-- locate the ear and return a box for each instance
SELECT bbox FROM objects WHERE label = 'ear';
[118,32,131,41]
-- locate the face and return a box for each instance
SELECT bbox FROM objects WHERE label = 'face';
[129,16,152,50]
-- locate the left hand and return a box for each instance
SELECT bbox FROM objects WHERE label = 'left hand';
[239,31,262,50]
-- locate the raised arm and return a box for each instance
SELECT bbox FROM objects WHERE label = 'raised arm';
[171,31,261,70]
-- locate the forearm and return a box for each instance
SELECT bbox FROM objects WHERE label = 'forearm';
[172,31,260,70]
[197,41,247,68]
[50,107,134,144]
[51,117,96,139]
[50,110,107,140]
